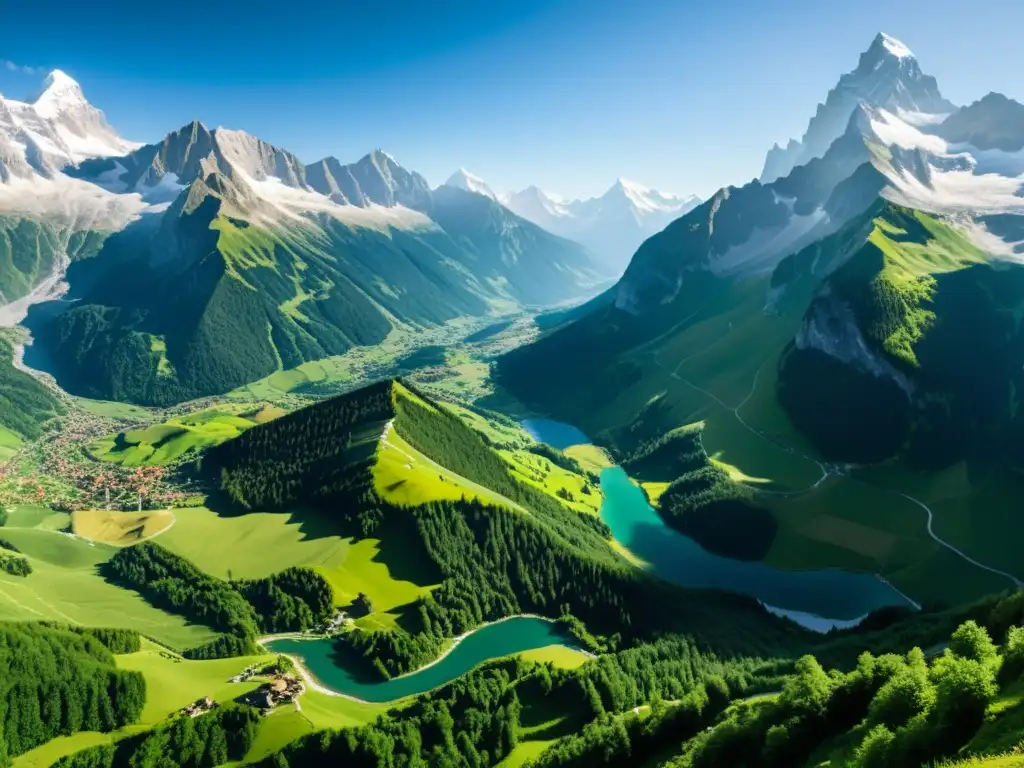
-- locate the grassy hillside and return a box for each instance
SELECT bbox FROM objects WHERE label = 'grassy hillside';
[0,333,63,443]
[86,402,283,467]
[0,507,217,649]
[196,379,809,678]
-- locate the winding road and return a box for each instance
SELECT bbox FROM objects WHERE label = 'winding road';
[648,347,1023,590]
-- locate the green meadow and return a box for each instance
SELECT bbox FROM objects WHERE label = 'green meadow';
[157,504,438,631]
[87,403,284,467]
[0,507,216,649]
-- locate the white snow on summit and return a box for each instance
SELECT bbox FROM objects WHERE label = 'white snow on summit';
[504,179,700,271]
[864,107,1024,220]
[879,33,913,60]
[444,168,498,200]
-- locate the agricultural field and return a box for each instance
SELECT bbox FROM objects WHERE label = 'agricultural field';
[72,508,176,546]
[87,403,284,467]
[0,506,217,649]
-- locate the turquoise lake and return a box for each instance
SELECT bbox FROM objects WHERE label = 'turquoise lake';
[521,419,910,627]
[265,617,572,702]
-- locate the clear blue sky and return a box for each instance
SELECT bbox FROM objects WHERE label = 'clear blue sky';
[1,0,1021,199]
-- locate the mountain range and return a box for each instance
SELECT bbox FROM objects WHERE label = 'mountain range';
[500,178,700,271]
[498,32,1024,599]
[0,75,615,405]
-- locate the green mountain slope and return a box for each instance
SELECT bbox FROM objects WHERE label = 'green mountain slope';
[28,129,603,406]
[26,173,494,405]
[778,203,1020,468]
[0,332,63,442]
[197,378,807,678]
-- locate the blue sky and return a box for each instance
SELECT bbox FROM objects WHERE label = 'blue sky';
[2,0,1022,199]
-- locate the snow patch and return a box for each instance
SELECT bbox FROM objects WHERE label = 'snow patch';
[247,175,435,232]
[445,168,498,200]
[880,33,914,60]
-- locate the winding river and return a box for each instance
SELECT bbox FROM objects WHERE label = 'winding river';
[521,419,911,630]
[265,616,574,703]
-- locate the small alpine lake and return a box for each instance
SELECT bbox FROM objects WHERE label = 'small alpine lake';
[521,419,911,630]
[265,616,576,702]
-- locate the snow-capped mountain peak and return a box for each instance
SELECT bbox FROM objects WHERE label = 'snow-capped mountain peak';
[877,32,913,60]
[761,33,952,183]
[31,70,88,119]
[605,178,697,214]
[503,178,700,271]
[444,168,498,200]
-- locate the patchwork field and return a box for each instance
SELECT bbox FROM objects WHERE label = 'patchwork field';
[72,508,176,546]
[87,403,284,467]
[0,506,216,649]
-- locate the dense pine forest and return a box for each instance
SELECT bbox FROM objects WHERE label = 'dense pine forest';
[0,623,146,764]
[54,704,262,768]
[261,636,782,767]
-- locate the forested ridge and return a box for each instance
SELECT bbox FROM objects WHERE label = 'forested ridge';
[0,622,146,764]
[262,635,783,768]
[194,379,806,680]
[622,424,778,562]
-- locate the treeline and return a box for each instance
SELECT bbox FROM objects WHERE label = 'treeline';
[37,625,141,656]
[262,664,523,767]
[662,619,1024,768]
[103,543,332,657]
[0,622,145,762]
[622,425,706,482]
[627,424,778,562]
[334,496,806,680]
[659,465,777,562]
[54,703,261,768]
[201,378,396,511]
[234,567,334,634]
[393,382,612,548]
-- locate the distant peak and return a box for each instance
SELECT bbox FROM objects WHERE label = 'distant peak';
[43,69,80,90]
[32,69,87,117]
[369,148,398,165]
[867,32,914,61]
[444,167,497,200]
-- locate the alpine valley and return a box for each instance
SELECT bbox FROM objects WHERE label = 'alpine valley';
[0,31,1023,768]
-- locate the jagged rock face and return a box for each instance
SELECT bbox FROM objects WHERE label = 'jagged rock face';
[74,121,308,199]
[761,33,954,183]
[937,92,1024,152]
[795,289,913,394]
[0,70,138,178]
[304,150,433,210]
